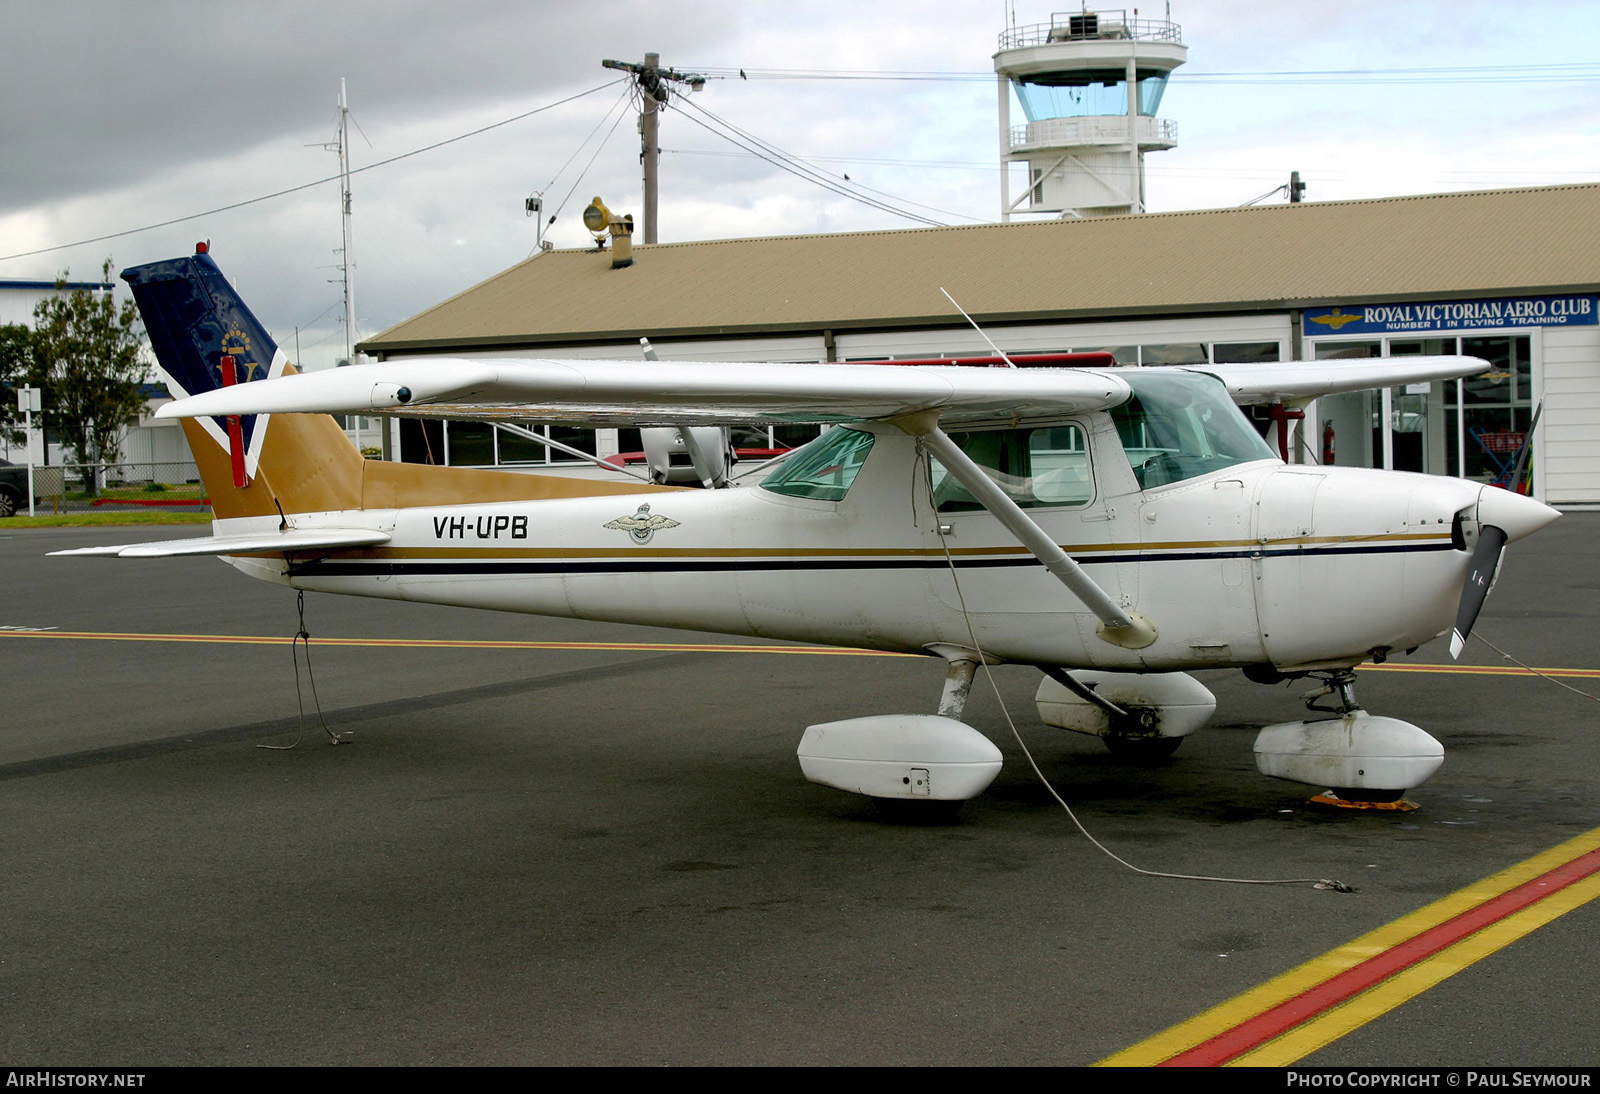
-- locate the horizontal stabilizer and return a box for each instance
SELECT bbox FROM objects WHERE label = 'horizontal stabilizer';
[51,528,392,558]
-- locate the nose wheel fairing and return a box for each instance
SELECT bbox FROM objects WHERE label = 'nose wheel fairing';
[1253,670,1445,798]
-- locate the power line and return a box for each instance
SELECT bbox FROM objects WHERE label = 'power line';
[687,62,1600,86]
[672,146,985,223]
[0,78,628,264]
[667,147,998,172]
[667,114,988,223]
[547,93,634,232]
[532,84,634,199]
[672,97,947,227]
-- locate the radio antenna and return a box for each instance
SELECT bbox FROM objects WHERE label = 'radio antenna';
[941,287,1016,368]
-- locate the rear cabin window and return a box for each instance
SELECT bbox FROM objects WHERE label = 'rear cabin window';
[929,425,1093,512]
[761,427,875,501]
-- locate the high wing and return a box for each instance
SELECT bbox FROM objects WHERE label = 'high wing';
[154,359,1130,429]
[1187,356,1489,405]
[154,355,1488,428]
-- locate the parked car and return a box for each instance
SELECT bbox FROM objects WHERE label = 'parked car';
[0,458,28,516]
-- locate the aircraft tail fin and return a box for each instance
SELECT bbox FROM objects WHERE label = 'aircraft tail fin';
[122,245,664,523]
[123,245,365,520]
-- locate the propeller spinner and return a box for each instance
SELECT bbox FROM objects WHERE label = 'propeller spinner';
[1449,487,1560,659]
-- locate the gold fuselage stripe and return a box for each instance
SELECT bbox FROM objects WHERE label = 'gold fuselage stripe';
[306,530,1450,562]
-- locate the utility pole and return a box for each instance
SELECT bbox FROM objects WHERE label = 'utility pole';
[1289,170,1307,203]
[601,54,705,244]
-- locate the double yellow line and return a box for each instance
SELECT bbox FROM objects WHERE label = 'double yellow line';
[1099,828,1600,1066]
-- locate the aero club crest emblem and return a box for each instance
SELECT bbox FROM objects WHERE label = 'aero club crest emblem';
[604,503,680,544]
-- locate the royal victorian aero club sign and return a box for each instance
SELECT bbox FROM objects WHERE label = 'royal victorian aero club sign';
[1305,295,1599,336]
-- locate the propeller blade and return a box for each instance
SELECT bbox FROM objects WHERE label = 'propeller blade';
[1450,524,1508,659]
[1507,402,1543,496]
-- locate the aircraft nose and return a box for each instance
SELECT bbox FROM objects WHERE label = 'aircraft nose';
[1476,484,1561,543]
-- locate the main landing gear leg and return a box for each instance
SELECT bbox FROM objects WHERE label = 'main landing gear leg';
[937,655,979,720]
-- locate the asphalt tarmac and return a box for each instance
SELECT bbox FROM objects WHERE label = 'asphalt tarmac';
[1,517,1597,1066]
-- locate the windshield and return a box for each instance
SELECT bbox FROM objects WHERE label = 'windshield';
[760,427,875,501]
[1110,371,1276,489]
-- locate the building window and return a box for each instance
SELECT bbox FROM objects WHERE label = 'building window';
[1212,341,1281,364]
[1137,343,1209,365]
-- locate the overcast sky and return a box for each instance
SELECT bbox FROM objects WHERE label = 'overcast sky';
[3,0,1597,368]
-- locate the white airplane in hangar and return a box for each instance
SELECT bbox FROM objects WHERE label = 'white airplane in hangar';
[59,246,1560,813]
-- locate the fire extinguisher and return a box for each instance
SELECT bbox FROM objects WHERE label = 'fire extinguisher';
[1322,421,1336,466]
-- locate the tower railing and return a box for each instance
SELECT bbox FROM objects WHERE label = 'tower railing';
[998,12,1182,50]
[1009,117,1178,151]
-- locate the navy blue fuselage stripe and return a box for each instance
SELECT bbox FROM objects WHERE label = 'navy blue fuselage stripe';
[286,539,1457,577]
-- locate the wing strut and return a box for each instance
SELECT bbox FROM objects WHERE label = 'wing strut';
[901,414,1157,650]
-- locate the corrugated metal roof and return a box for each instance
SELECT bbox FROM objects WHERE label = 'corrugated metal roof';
[362,184,1600,354]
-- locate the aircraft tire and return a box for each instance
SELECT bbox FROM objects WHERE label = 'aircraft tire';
[870,797,964,824]
[1330,786,1406,804]
[1102,735,1182,763]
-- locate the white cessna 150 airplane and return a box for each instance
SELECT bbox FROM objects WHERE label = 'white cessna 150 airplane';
[61,247,1560,811]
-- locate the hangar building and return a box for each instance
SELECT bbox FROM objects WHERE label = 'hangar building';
[360,183,1600,506]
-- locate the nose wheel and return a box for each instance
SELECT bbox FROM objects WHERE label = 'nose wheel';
[1101,734,1183,762]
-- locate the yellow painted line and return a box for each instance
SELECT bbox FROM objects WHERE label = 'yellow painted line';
[2,630,1595,678]
[0,630,919,657]
[1097,827,1600,1066]
[1227,871,1600,1066]
[1365,662,1600,679]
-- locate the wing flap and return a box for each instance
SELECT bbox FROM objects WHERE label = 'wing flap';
[51,528,392,558]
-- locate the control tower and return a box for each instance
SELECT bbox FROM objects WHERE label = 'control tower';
[996,9,1186,219]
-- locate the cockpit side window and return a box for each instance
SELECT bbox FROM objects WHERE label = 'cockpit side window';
[1110,371,1277,489]
[761,427,876,501]
[929,424,1093,512]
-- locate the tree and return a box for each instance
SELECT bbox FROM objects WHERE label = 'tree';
[0,323,33,448]
[29,259,147,471]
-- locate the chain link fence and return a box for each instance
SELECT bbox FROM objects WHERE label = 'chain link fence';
[16,461,208,514]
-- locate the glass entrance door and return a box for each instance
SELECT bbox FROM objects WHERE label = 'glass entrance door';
[1313,341,1380,470]
[1310,334,1533,486]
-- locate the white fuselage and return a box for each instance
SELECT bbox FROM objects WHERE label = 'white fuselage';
[223,415,1494,674]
